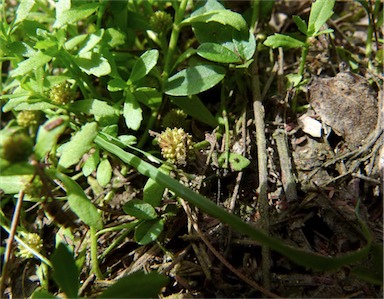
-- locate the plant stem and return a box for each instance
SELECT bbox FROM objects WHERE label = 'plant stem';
[251,51,271,290]
[298,45,309,78]
[90,226,104,279]
[162,0,189,84]
[0,190,25,297]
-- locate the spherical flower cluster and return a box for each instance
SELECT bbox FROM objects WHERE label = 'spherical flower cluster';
[16,110,41,127]
[149,11,173,34]
[1,133,33,162]
[157,128,193,166]
[162,109,188,129]
[16,233,43,259]
[49,82,75,105]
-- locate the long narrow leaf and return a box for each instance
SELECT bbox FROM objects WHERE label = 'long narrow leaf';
[95,135,372,271]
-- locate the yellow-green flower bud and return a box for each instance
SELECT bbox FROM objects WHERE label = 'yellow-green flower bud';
[16,110,41,127]
[16,233,43,259]
[1,133,33,163]
[157,128,193,166]
[49,82,75,105]
[149,11,173,34]
[162,109,188,129]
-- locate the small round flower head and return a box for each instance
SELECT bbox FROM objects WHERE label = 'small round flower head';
[16,233,43,259]
[1,133,34,163]
[49,82,75,105]
[157,128,193,166]
[162,109,188,129]
[149,11,173,34]
[17,110,41,127]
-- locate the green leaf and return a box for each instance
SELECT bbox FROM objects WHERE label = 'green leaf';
[123,199,158,220]
[135,219,164,245]
[51,243,79,298]
[82,149,99,177]
[128,49,159,84]
[181,10,247,31]
[58,122,98,169]
[118,135,137,146]
[104,28,126,48]
[123,92,142,131]
[197,43,241,63]
[14,0,35,24]
[31,289,58,299]
[313,28,334,37]
[0,175,33,194]
[219,153,250,171]
[134,88,162,110]
[164,65,226,96]
[293,15,307,35]
[351,243,383,285]
[78,30,104,54]
[264,34,307,49]
[171,95,218,127]
[69,99,118,126]
[107,78,127,92]
[74,52,111,77]
[35,116,69,161]
[143,164,170,207]
[96,158,112,187]
[98,271,168,298]
[143,178,165,208]
[307,0,335,36]
[53,2,99,28]
[232,30,256,61]
[47,169,103,229]
[10,51,52,77]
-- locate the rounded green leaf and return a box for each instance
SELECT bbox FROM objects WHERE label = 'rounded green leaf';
[164,65,226,96]
[96,158,112,187]
[264,34,306,49]
[123,199,158,220]
[181,10,247,31]
[197,43,241,63]
[47,169,103,230]
[134,219,164,245]
[82,149,100,176]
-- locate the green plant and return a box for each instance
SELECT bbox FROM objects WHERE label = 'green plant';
[264,0,335,83]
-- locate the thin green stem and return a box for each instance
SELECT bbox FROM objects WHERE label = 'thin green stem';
[137,110,158,149]
[162,0,189,84]
[220,87,230,169]
[298,45,309,78]
[90,226,104,279]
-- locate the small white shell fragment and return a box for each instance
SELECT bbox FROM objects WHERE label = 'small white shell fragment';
[298,114,322,138]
